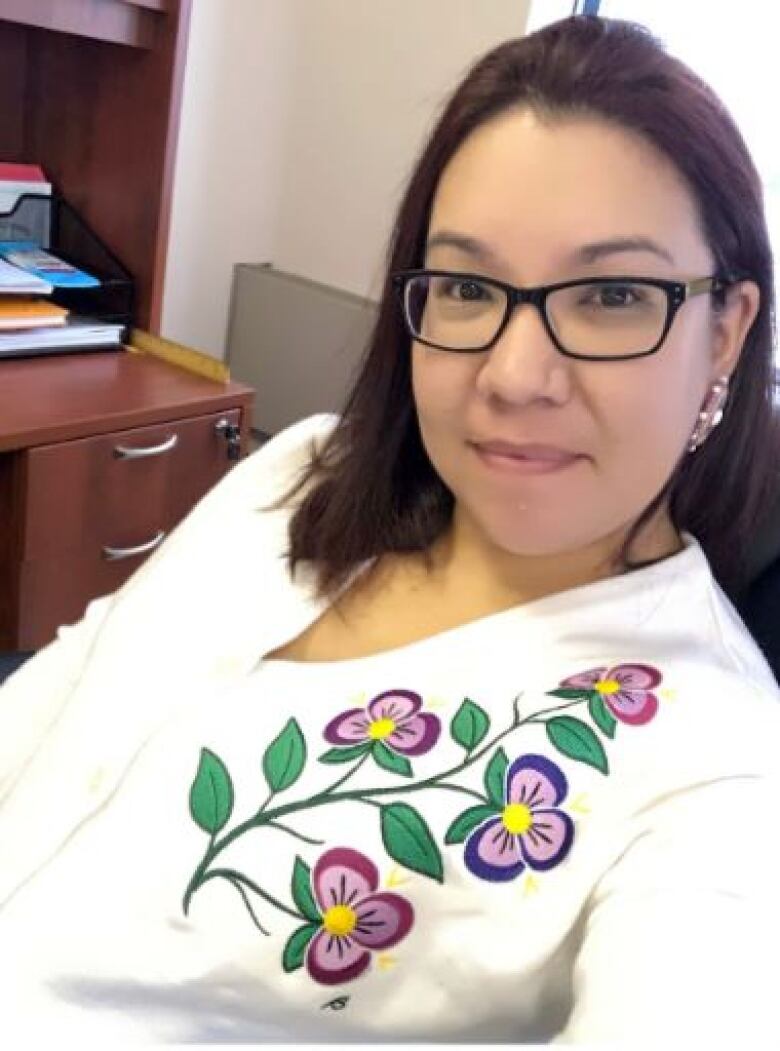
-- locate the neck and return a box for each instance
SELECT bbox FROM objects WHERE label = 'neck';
[423,505,683,608]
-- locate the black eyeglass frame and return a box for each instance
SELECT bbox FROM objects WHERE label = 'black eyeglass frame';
[391,268,735,361]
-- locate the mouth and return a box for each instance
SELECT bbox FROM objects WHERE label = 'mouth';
[469,442,584,476]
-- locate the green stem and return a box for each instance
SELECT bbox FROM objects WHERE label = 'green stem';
[183,835,218,914]
[204,867,306,923]
[435,782,487,802]
[525,697,591,723]
[266,820,324,846]
[220,874,271,935]
[321,750,371,796]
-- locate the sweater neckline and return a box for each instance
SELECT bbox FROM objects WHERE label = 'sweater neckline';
[261,532,706,671]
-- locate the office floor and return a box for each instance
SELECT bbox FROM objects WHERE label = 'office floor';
[0,650,32,684]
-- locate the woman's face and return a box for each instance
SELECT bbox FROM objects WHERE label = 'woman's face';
[411,109,759,562]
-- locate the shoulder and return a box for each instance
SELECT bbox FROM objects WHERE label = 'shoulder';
[583,658,780,815]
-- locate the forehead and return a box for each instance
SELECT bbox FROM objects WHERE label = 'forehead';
[427,108,711,278]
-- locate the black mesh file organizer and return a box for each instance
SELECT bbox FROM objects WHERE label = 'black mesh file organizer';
[0,193,134,326]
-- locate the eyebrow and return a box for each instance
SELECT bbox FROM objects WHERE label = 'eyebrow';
[424,231,675,266]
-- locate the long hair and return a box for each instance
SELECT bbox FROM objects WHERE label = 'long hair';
[274,15,778,604]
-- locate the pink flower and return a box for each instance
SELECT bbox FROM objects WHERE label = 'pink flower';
[323,689,441,756]
[560,663,661,725]
[306,848,414,985]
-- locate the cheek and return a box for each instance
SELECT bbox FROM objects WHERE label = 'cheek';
[411,344,477,438]
[606,335,708,475]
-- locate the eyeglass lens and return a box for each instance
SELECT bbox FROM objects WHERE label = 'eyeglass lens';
[404,273,669,356]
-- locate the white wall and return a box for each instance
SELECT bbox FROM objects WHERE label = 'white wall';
[162,0,531,359]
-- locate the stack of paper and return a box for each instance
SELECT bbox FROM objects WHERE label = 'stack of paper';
[0,316,125,356]
[0,257,52,294]
[0,297,68,330]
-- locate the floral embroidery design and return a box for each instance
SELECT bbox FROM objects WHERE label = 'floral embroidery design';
[559,663,661,727]
[283,847,414,985]
[462,755,574,882]
[183,662,665,986]
[320,689,441,777]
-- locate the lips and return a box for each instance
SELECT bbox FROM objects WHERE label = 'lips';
[471,440,580,463]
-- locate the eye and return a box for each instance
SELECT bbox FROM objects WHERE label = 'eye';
[579,283,646,309]
[439,276,494,302]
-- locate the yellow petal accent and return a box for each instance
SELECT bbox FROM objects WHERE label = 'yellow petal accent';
[523,874,539,897]
[377,954,397,970]
[570,793,591,814]
[386,866,411,889]
[425,696,449,710]
[659,689,676,702]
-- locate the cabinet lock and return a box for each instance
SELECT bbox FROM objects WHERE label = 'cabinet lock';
[215,418,241,460]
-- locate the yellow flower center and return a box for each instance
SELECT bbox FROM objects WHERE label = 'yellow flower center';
[368,717,396,740]
[322,905,357,937]
[596,678,620,695]
[502,803,533,835]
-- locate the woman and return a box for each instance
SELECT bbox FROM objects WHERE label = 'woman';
[1,14,779,1045]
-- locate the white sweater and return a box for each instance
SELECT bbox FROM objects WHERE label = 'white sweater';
[1,414,779,1045]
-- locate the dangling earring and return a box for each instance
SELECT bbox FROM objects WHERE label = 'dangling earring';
[687,376,729,454]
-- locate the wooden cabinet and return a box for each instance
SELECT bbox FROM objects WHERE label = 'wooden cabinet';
[0,347,254,650]
[0,2,251,650]
[0,0,192,328]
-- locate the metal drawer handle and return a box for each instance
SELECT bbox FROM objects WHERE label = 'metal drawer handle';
[114,434,179,459]
[102,530,166,562]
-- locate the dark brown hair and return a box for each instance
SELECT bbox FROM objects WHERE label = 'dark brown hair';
[275,15,778,604]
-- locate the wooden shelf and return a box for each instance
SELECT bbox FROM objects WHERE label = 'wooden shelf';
[0,0,192,328]
[0,0,168,49]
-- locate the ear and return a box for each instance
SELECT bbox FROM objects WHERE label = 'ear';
[710,278,761,381]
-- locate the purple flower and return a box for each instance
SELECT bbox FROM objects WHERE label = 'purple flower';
[324,689,441,757]
[464,754,574,882]
[560,663,661,725]
[306,847,414,985]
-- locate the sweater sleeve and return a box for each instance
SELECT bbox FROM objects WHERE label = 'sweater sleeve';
[553,771,780,1045]
[0,593,115,800]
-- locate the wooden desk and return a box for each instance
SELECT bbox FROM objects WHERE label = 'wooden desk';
[0,348,254,649]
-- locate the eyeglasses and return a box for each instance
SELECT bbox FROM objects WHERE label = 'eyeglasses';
[391,268,733,361]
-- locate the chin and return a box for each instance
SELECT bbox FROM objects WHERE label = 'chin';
[476,517,598,559]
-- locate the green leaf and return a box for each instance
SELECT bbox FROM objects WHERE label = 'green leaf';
[380,802,444,883]
[546,715,609,775]
[291,856,321,923]
[282,922,320,972]
[189,748,234,834]
[263,718,307,793]
[546,687,592,700]
[484,747,509,808]
[372,741,413,777]
[450,698,490,752]
[444,804,498,845]
[318,743,371,764]
[588,692,617,739]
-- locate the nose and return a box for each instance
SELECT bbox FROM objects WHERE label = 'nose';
[474,300,572,407]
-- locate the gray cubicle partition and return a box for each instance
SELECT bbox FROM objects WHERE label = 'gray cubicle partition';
[225,263,378,437]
